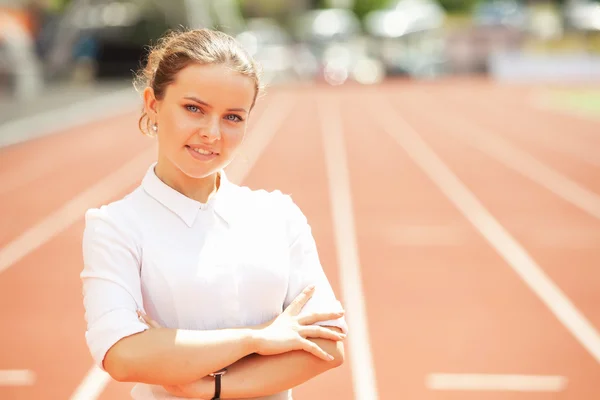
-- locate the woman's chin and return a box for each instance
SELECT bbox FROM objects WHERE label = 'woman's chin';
[180,159,227,180]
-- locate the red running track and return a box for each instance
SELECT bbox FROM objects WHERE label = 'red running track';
[1,79,599,399]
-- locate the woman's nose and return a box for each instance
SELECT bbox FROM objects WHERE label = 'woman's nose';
[201,116,220,141]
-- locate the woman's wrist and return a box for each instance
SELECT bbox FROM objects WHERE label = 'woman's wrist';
[241,327,261,355]
[242,319,273,355]
[197,376,217,400]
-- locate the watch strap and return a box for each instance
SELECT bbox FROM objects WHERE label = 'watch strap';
[211,374,222,400]
[209,368,226,400]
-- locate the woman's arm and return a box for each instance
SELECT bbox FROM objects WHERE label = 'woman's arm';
[106,285,344,387]
[164,326,345,399]
[219,327,345,399]
[104,324,258,385]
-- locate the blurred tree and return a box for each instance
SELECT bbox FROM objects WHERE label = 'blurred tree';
[238,0,289,17]
[313,0,328,7]
[238,0,318,27]
[350,0,390,19]
[48,0,71,12]
[436,0,481,13]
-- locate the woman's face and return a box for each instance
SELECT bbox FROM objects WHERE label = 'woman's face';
[145,62,256,180]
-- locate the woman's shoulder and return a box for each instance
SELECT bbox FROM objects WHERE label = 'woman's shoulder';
[230,184,302,218]
[83,187,144,238]
[227,184,308,237]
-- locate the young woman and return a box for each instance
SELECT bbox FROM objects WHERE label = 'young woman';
[80,28,348,400]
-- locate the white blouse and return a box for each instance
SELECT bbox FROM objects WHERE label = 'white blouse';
[80,162,348,400]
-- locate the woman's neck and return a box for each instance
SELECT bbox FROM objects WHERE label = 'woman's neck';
[154,161,220,204]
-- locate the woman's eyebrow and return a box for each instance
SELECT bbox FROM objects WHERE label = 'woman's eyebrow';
[183,96,248,113]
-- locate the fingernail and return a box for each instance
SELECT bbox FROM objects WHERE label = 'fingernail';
[307,285,315,291]
[328,354,335,360]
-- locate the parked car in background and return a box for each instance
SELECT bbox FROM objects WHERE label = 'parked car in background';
[445,0,529,74]
[472,0,529,28]
[364,0,447,78]
[292,8,384,85]
[48,0,173,79]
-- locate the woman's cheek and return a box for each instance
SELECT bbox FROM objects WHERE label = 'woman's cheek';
[222,126,245,147]
[176,117,203,138]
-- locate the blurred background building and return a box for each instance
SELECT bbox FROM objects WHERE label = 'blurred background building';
[1,0,599,102]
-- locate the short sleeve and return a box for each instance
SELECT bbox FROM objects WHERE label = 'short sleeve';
[281,195,348,334]
[80,207,149,370]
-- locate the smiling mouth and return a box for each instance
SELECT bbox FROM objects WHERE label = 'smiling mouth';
[186,145,219,156]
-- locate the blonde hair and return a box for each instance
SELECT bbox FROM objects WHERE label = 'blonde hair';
[133,28,262,136]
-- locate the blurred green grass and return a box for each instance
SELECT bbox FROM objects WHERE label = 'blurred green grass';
[523,34,600,54]
[544,89,600,117]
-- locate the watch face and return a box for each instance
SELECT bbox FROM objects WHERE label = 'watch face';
[210,368,227,377]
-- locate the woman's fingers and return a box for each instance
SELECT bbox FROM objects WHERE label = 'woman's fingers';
[298,311,344,325]
[300,325,346,341]
[284,285,315,316]
[147,317,161,328]
[137,310,162,328]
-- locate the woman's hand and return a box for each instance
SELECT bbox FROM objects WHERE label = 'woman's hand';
[137,310,162,328]
[253,285,346,361]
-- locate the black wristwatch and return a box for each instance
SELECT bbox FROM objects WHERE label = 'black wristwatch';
[209,368,227,400]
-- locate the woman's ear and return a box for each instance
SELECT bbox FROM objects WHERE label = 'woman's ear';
[143,87,159,122]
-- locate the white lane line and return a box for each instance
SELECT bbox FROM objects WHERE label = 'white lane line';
[69,366,111,400]
[0,87,139,149]
[417,98,600,221]
[0,369,36,386]
[367,94,600,364]
[380,224,600,249]
[68,93,296,400]
[0,145,157,274]
[224,93,296,183]
[426,374,568,392]
[441,91,600,168]
[317,93,379,400]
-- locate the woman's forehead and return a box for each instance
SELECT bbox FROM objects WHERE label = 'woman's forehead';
[168,64,255,102]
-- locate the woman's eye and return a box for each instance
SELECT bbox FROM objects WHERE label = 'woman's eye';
[226,114,243,122]
[186,105,201,113]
